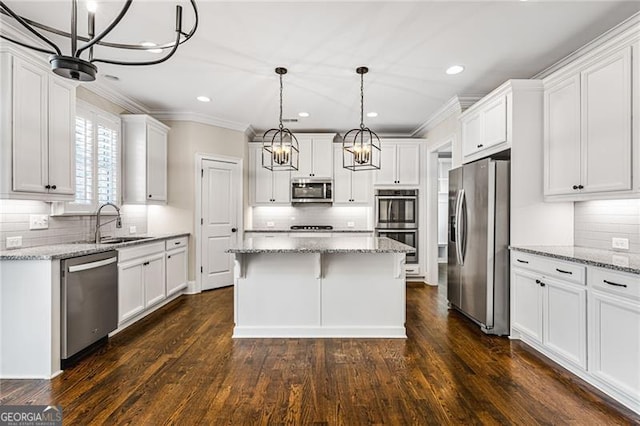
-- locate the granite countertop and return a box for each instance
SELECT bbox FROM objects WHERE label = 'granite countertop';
[245,229,373,233]
[0,233,190,261]
[227,236,415,254]
[509,246,640,275]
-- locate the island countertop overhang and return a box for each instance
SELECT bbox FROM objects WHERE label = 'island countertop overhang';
[226,236,415,254]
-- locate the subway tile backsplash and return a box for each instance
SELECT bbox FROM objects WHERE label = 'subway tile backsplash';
[574,199,640,253]
[250,205,372,230]
[0,200,147,250]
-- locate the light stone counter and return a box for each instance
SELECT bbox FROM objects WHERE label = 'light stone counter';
[509,246,639,275]
[227,236,414,254]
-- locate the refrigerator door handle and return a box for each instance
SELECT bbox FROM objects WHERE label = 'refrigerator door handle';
[455,189,464,265]
[460,188,467,263]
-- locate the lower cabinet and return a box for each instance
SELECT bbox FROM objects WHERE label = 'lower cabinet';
[166,237,188,296]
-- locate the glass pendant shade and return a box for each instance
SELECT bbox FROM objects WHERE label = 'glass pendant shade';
[342,66,381,171]
[262,67,299,171]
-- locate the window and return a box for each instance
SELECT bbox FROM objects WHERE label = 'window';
[53,102,121,215]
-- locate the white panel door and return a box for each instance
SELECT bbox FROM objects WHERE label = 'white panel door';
[511,269,543,342]
[544,75,581,195]
[375,143,397,185]
[202,159,240,290]
[12,57,48,193]
[146,124,167,201]
[144,254,166,308]
[47,78,75,195]
[482,95,507,148]
[543,279,587,368]
[580,46,632,193]
[396,144,420,185]
[118,261,145,324]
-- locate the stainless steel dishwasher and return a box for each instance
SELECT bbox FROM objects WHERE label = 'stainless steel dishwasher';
[61,251,118,365]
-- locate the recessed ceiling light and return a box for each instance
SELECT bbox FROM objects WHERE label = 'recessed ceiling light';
[104,74,119,81]
[196,96,211,103]
[298,112,310,118]
[367,112,378,118]
[446,65,465,75]
[86,1,97,13]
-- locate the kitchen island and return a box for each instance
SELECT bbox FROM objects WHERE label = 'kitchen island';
[227,236,415,338]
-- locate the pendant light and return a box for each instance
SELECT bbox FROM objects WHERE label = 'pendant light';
[342,66,381,171]
[262,67,299,171]
[0,0,199,82]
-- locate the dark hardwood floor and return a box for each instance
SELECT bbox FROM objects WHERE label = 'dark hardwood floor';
[1,280,639,425]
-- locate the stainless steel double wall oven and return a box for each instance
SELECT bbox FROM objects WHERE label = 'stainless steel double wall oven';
[375,189,418,264]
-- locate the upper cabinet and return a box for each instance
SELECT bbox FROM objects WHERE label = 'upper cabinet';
[461,94,508,160]
[249,143,290,205]
[375,140,421,186]
[291,134,335,179]
[122,115,169,204]
[544,41,638,201]
[0,50,76,201]
[333,145,372,204]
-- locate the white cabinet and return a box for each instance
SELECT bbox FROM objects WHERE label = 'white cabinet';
[116,259,146,324]
[544,45,634,199]
[461,94,507,159]
[249,144,290,205]
[122,115,169,204]
[0,51,75,200]
[588,267,640,411]
[291,134,334,179]
[333,145,372,204]
[511,252,587,369]
[375,140,421,186]
[143,253,166,307]
[166,237,188,296]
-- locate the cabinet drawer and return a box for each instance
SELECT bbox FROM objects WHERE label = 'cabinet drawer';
[589,267,640,301]
[165,236,188,250]
[118,242,165,262]
[405,265,420,275]
[512,252,585,285]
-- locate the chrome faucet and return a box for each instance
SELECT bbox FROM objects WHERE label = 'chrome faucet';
[95,202,122,243]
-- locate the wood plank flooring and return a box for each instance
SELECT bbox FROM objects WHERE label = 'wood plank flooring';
[1,282,639,425]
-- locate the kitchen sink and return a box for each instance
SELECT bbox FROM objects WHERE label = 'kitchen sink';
[98,236,154,244]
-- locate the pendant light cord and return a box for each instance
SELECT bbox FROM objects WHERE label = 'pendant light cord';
[360,72,365,130]
[279,73,284,130]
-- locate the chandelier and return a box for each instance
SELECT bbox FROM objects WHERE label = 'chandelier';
[342,66,381,171]
[262,67,299,171]
[0,0,199,82]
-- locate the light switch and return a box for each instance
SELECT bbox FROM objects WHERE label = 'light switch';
[612,238,629,250]
[6,236,22,248]
[29,214,49,230]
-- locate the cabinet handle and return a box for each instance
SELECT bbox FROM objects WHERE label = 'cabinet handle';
[143,261,150,266]
[45,184,51,189]
[578,185,584,190]
[174,242,180,245]
[555,268,572,275]
[231,228,237,233]
[477,144,484,149]
[167,255,171,259]
[603,279,627,288]
[535,279,546,287]
[148,194,152,198]
[572,185,579,190]
[51,185,56,190]
[516,259,529,264]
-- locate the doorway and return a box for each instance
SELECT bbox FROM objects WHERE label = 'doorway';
[195,155,243,292]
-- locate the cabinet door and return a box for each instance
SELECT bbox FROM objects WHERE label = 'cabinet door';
[12,57,48,193]
[482,95,507,148]
[144,254,166,308]
[118,261,145,324]
[272,168,291,203]
[350,168,372,203]
[375,143,397,185]
[543,279,587,368]
[511,269,543,342]
[544,75,581,196]
[589,291,640,402]
[47,78,75,195]
[166,248,187,296]
[580,46,632,193]
[332,146,352,203]
[396,144,420,185]
[311,138,334,178]
[461,112,481,158]
[291,137,313,178]
[251,146,273,204]
[146,124,167,201]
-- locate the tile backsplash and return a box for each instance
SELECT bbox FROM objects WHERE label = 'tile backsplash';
[250,205,372,230]
[574,199,640,253]
[0,200,147,250]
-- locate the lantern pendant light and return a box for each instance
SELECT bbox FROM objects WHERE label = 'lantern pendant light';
[262,67,299,171]
[342,66,381,171]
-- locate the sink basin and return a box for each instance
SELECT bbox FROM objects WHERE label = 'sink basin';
[99,236,153,244]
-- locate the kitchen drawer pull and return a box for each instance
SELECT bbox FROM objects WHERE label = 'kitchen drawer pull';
[555,268,572,275]
[535,279,546,287]
[143,261,150,266]
[603,279,627,288]
[174,241,181,245]
[516,259,529,264]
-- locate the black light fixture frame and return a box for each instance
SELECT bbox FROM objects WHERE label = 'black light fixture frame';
[262,67,299,172]
[342,66,381,171]
[0,0,199,81]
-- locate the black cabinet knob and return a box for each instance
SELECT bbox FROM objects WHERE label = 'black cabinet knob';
[231,228,237,233]
[572,185,579,190]
[167,255,171,259]
[51,185,56,190]
[477,144,484,148]
[578,185,584,190]
[45,184,50,189]
[148,194,152,198]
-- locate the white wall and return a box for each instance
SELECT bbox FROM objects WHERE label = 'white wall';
[575,199,640,253]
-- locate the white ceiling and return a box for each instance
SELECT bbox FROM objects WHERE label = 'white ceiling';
[3,1,640,135]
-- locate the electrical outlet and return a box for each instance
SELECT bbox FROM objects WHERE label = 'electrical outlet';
[129,225,137,234]
[347,221,355,228]
[266,221,275,228]
[612,237,629,250]
[29,214,49,230]
[6,236,22,248]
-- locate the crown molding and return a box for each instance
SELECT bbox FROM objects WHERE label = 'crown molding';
[82,81,150,114]
[150,111,252,134]
[411,95,481,137]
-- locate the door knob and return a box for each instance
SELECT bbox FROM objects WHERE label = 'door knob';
[231,228,237,233]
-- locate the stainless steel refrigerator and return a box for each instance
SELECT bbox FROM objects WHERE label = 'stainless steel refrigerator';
[447,158,510,335]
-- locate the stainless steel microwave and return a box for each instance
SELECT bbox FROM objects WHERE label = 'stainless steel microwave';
[291,179,333,204]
